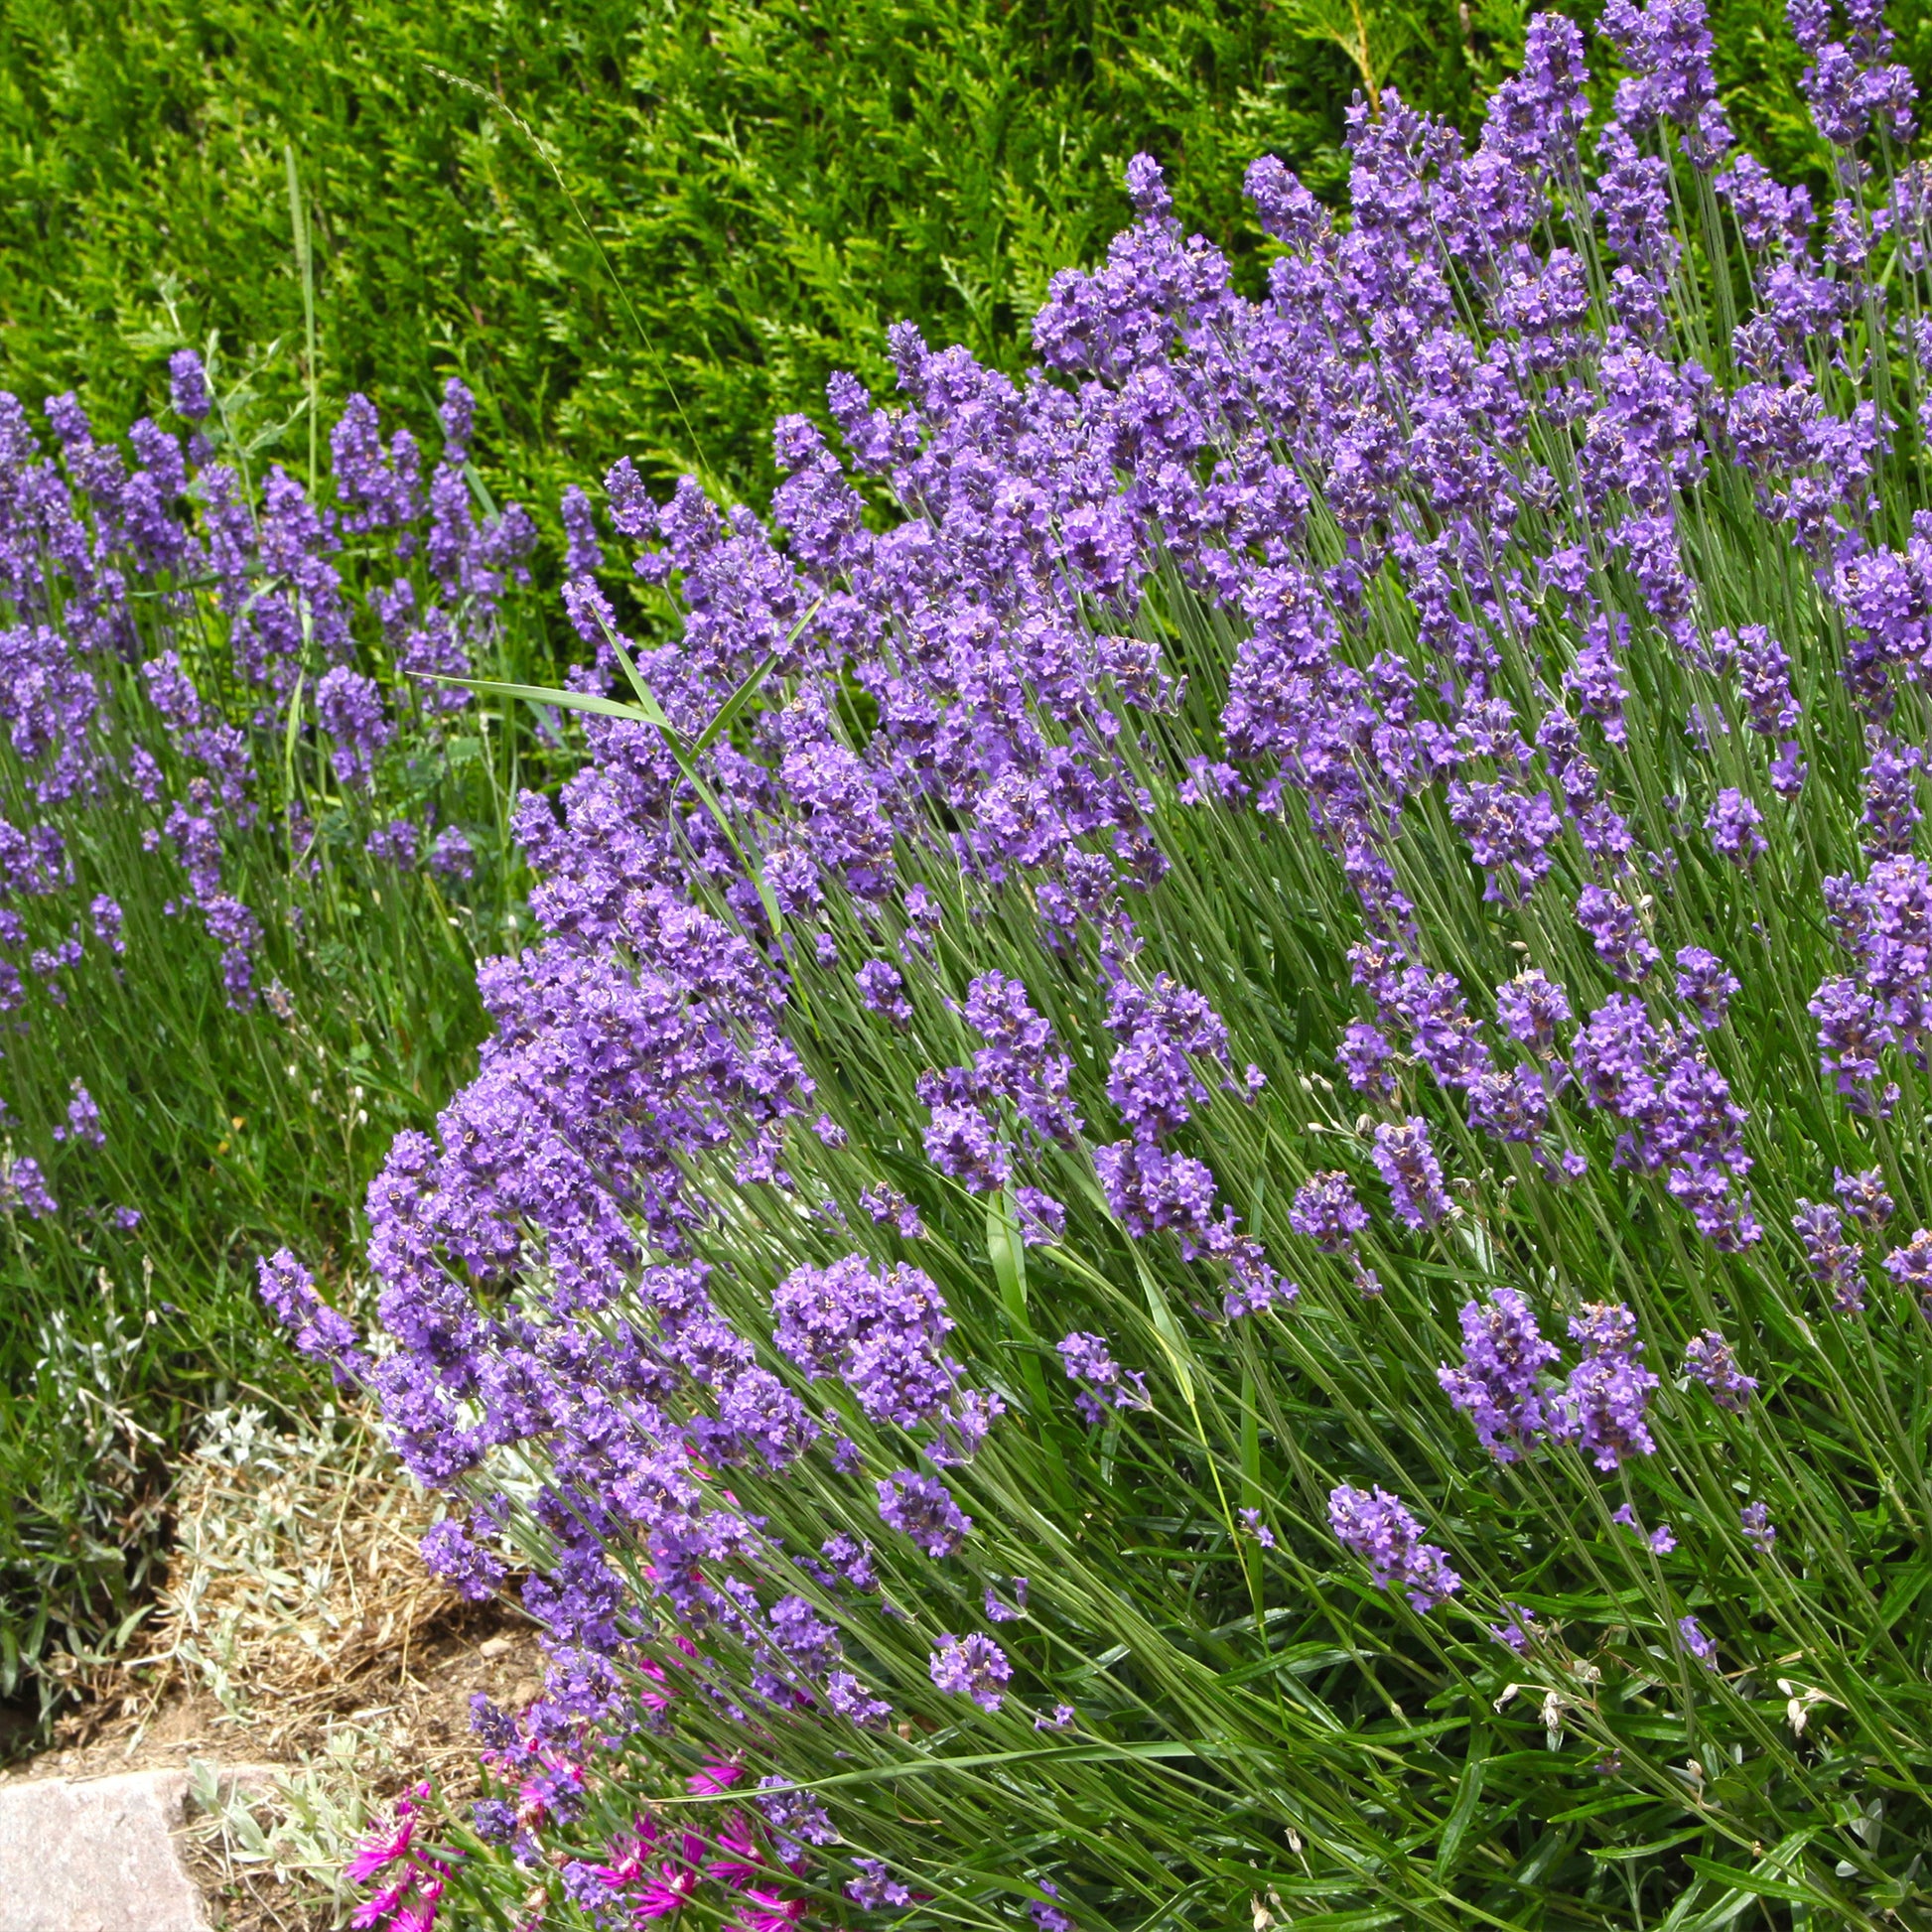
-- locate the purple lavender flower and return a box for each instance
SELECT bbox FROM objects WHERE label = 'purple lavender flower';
[1834,1165,1893,1228]
[846,1861,913,1909]
[1882,1229,1932,1306]
[365,820,420,869]
[168,349,212,422]
[257,1247,367,1387]
[856,1183,925,1240]
[1675,946,1739,1028]
[876,1471,970,1557]
[90,895,124,955]
[420,1517,507,1601]
[1601,0,1732,163]
[52,1081,104,1148]
[1809,975,1892,1096]
[1289,1171,1368,1252]
[0,1155,54,1218]
[919,1093,1010,1192]
[331,395,422,533]
[1860,739,1921,855]
[1056,1330,1148,1425]
[856,957,911,1025]
[561,484,604,577]
[816,1533,878,1592]
[1093,1139,1217,1250]
[1682,1329,1758,1410]
[1489,1605,1538,1654]
[1565,619,1629,745]
[1447,780,1563,903]
[1370,1117,1451,1229]
[827,1673,893,1726]
[1438,1289,1559,1460]
[314,666,393,789]
[1030,1882,1073,1932]
[1576,886,1660,981]
[1465,1066,1551,1144]
[1327,1484,1460,1612]
[767,1596,844,1676]
[1569,994,1656,1116]
[1613,1504,1677,1553]
[984,1577,1029,1621]
[1705,788,1767,867]
[1337,1021,1397,1097]
[1495,969,1571,1054]
[1740,1500,1776,1553]
[438,376,476,459]
[428,826,476,882]
[756,1776,839,1864]
[927,1632,1010,1711]
[1013,1186,1065,1247]
[202,896,262,1010]
[961,971,1082,1147]
[1399,968,1494,1090]
[1677,1613,1718,1666]
[1793,1198,1865,1311]
[771,1254,945,1374]
[1554,1304,1658,1469]
[1726,624,1800,736]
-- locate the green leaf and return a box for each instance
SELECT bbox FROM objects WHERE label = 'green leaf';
[425,673,648,725]
[691,648,783,758]
[1589,1827,1706,1863]
[1433,1727,1486,1878]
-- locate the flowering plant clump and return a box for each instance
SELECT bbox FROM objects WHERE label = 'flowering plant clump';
[0,357,551,1667]
[279,2,1932,1920]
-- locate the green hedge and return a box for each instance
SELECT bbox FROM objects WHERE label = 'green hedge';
[4,0,1898,525]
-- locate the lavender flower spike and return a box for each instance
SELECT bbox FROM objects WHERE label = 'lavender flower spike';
[928,1633,1011,1711]
[1554,1304,1659,1469]
[1290,1171,1369,1252]
[1371,1117,1451,1230]
[1438,1289,1559,1461]
[1682,1329,1758,1411]
[1327,1484,1461,1611]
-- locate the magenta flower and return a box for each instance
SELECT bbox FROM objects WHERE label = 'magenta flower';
[706,1819,765,1886]
[636,1861,703,1920]
[345,1807,416,1885]
[736,1887,809,1932]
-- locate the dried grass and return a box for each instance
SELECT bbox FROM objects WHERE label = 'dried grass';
[17,1402,542,1930]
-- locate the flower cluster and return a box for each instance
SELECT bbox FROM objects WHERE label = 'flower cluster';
[1327,1484,1461,1612]
[0,368,526,1023]
[260,8,1932,1917]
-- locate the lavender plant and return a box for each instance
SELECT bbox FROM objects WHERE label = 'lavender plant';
[0,362,560,1685]
[285,1,1932,1921]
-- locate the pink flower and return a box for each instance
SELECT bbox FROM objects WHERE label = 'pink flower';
[349,1879,408,1930]
[636,1861,702,1919]
[393,1875,444,1932]
[639,1658,671,1713]
[707,1819,764,1886]
[688,1762,743,1795]
[735,1886,808,1932]
[592,1816,660,1888]
[346,1812,417,1884]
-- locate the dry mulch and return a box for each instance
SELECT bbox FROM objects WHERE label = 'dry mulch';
[1,1403,540,1930]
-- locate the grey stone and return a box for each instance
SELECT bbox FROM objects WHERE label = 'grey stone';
[0,1769,206,1932]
